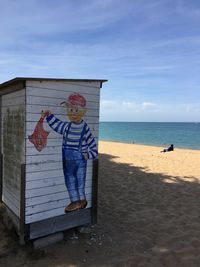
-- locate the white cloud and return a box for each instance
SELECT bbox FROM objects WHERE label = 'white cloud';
[100,100,119,109]
[100,99,200,122]
[142,102,156,108]
[100,99,158,115]
[122,101,136,107]
[185,103,200,113]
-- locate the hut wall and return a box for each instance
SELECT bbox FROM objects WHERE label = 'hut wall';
[25,80,100,224]
[1,89,25,217]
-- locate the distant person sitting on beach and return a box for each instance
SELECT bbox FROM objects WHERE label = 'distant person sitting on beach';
[161,144,174,153]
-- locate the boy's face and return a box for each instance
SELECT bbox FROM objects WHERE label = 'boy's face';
[67,104,86,123]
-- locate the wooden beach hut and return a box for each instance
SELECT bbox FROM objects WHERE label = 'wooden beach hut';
[0,77,107,243]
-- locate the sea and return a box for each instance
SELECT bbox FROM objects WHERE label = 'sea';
[99,122,200,150]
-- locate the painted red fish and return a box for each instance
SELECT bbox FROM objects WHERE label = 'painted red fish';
[28,115,50,152]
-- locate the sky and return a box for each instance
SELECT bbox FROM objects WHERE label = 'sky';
[0,0,200,122]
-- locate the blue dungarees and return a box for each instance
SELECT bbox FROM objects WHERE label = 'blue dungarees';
[62,122,88,202]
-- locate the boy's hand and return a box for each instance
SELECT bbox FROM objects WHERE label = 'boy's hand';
[83,153,89,160]
[41,110,51,118]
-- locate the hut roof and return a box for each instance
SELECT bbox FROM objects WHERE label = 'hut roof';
[0,77,108,90]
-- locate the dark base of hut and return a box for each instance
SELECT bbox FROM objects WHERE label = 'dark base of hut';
[1,203,93,244]
[29,208,92,240]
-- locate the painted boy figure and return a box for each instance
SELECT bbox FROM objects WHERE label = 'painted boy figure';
[42,93,98,212]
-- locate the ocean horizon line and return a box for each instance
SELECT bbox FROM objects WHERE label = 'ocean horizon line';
[100,121,200,123]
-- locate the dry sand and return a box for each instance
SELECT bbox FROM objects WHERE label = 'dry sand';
[1,140,200,267]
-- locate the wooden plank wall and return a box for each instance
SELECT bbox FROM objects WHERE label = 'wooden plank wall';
[25,80,101,224]
[1,90,25,217]
[0,96,2,201]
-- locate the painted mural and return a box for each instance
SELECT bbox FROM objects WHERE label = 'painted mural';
[28,115,50,152]
[28,92,98,213]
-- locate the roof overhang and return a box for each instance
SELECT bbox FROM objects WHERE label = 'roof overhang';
[0,77,108,90]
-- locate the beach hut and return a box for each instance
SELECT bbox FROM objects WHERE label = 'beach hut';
[0,77,107,243]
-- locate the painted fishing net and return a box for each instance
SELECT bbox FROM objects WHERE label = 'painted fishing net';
[28,116,50,152]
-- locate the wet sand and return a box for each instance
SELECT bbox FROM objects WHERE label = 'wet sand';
[1,140,200,267]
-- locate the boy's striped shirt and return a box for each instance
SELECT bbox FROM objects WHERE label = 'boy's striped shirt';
[46,114,98,159]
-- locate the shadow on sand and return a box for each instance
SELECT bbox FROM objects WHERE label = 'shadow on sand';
[1,152,200,266]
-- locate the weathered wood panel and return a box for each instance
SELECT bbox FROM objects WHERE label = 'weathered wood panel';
[26,145,98,157]
[26,169,92,183]
[1,89,26,101]
[26,191,92,207]
[26,177,92,190]
[26,95,99,110]
[26,133,99,143]
[26,198,92,217]
[25,81,100,224]
[2,193,20,215]
[26,180,92,198]
[26,87,100,100]
[26,80,101,91]
[0,95,2,201]
[29,208,92,239]
[27,137,99,148]
[26,160,93,173]
[26,105,99,117]
[26,200,92,224]
[26,113,99,125]
[3,183,20,201]
[26,121,99,133]
[26,194,92,222]
[0,81,25,96]
[1,89,25,218]
[26,153,96,164]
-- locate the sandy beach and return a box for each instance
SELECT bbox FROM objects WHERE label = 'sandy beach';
[1,140,200,267]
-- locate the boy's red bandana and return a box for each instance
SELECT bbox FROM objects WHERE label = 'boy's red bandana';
[68,93,86,107]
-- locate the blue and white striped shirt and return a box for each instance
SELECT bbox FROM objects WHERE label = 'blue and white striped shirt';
[46,114,98,159]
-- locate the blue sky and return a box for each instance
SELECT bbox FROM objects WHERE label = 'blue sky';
[0,0,200,122]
